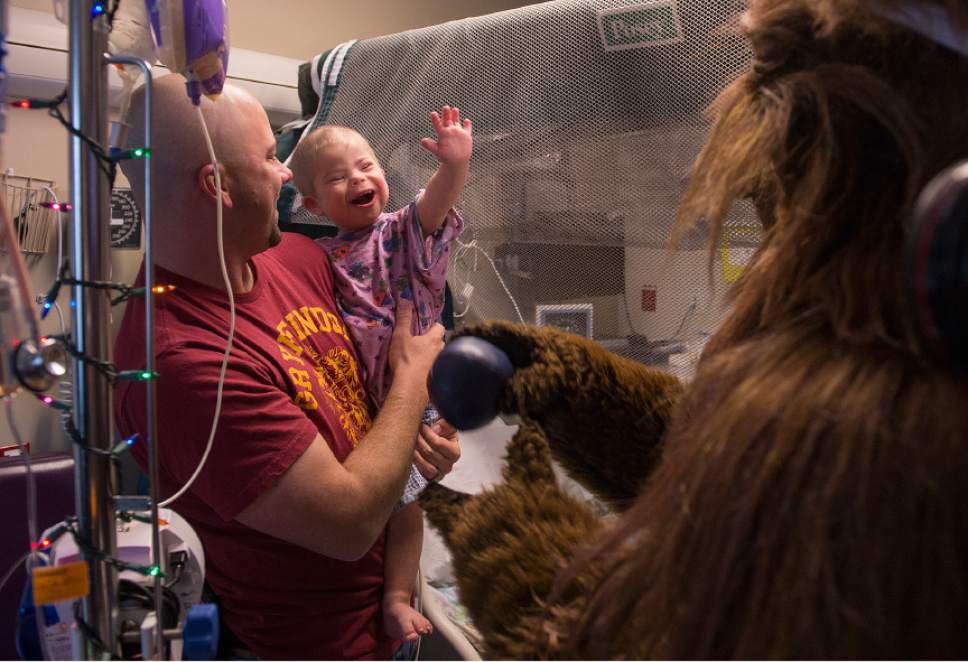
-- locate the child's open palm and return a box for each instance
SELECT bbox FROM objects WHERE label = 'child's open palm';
[420,106,473,168]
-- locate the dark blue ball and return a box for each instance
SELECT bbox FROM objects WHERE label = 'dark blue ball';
[428,336,514,430]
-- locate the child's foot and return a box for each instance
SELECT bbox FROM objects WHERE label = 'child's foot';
[384,600,433,641]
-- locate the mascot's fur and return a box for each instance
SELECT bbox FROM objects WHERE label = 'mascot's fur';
[422,0,968,658]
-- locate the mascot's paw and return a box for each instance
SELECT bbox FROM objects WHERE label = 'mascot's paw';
[421,422,602,659]
[452,320,610,421]
[421,480,472,543]
[455,320,684,509]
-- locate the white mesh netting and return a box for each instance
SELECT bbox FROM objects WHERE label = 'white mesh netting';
[288,0,758,381]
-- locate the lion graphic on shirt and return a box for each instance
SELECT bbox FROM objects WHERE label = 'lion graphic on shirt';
[313,347,371,447]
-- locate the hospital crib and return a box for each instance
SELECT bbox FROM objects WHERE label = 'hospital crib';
[276,0,754,656]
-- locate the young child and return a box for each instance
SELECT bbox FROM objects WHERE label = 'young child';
[290,106,471,642]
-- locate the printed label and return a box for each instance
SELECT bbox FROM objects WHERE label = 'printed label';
[32,561,89,605]
[598,1,685,51]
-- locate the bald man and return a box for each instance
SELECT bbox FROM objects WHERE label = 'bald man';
[113,75,459,659]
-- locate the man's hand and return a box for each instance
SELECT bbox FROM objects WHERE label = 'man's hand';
[414,418,460,483]
[419,106,473,169]
[388,304,445,397]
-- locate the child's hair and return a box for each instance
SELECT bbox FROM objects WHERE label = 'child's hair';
[289,125,376,197]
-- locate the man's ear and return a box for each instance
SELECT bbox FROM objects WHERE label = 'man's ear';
[196,162,233,209]
[301,194,323,216]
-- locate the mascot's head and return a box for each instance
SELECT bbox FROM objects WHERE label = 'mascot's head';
[677,0,968,356]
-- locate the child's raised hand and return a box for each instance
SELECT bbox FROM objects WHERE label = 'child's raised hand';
[419,106,473,168]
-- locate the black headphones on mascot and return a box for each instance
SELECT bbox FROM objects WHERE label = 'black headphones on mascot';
[905,160,968,373]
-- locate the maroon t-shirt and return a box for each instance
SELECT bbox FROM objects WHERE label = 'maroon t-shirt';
[114,233,394,659]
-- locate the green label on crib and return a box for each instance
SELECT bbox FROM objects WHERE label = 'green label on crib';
[598,1,684,51]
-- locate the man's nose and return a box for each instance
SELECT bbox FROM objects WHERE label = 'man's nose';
[279,162,293,183]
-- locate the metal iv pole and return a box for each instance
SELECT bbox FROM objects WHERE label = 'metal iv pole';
[69,0,118,656]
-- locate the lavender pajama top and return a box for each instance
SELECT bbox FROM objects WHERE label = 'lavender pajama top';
[317,197,464,407]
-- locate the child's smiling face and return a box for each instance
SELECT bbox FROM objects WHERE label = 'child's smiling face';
[309,133,389,233]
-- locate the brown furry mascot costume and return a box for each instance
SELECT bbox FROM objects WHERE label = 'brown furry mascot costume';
[421,0,968,658]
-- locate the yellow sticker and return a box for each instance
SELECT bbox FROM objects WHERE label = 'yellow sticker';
[721,224,760,284]
[32,561,90,605]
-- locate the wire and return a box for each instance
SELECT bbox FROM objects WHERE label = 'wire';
[672,295,698,339]
[451,238,525,324]
[39,517,163,578]
[44,265,165,308]
[117,579,180,628]
[5,399,54,662]
[159,105,235,508]
[0,552,29,597]
[26,553,53,662]
[619,289,649,338]
[54,334,119,381]
[5,399,39,560]
[17,89,118,188]
[45,92,118,187]
[72,599,117,660]
[40,185,63,278]
[51,301,66,336]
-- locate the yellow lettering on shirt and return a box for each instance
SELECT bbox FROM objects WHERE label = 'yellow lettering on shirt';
[324,312,347,339]
[310,307,331,332]
[278,345,305,365]
[294,391,318,410]
[273,305,369,437]
[288,367,313,390]
[286,307,319,339]
[276,322,302,356]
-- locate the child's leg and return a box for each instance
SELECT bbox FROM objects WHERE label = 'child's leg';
[384,501,433,641]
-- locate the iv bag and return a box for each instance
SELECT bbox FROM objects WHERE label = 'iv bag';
[145,0,230,104]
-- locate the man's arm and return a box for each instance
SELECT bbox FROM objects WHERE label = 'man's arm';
[236,306,444,561]
[416,105,472,237]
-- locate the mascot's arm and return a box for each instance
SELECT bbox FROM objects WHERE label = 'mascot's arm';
[422,422,603,660]
[456,321,684,509]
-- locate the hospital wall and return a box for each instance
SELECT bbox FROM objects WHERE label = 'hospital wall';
[2,106,138,454]
[4,107,72,453]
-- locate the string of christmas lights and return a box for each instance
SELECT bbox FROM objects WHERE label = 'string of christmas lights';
[13,12,156,648]
[41,262,175,318]
[12,83,150,188]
